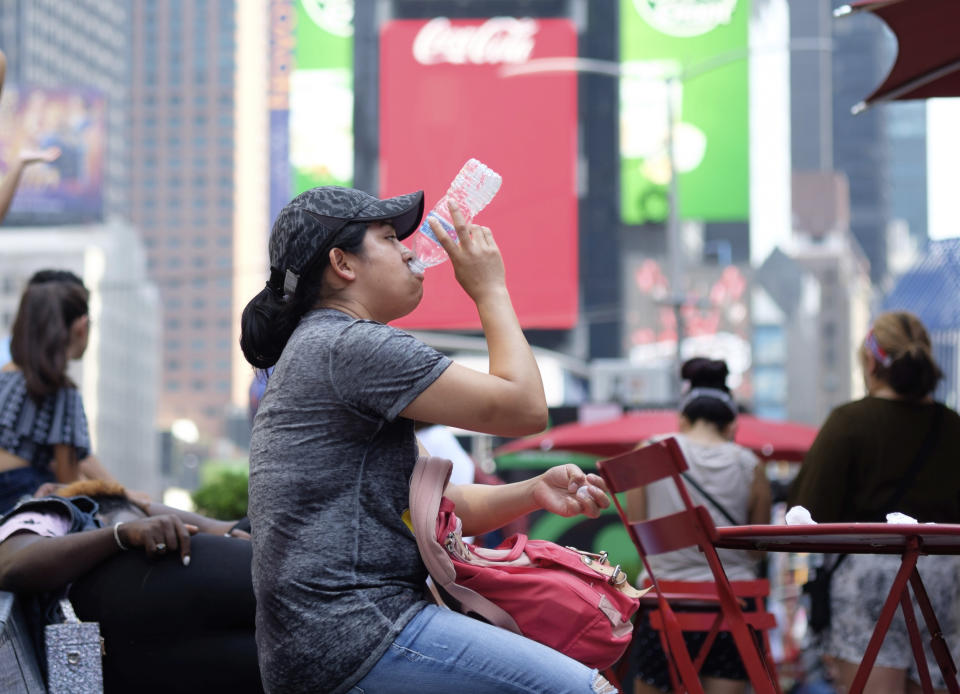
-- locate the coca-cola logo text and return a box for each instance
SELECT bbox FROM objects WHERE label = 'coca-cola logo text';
[412,17,538,66]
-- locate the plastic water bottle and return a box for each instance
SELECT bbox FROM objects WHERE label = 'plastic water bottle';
[407,159,502,273]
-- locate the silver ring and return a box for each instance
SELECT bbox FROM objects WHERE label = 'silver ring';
[155,542,167,553]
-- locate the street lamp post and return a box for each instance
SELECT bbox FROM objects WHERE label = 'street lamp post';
[664,74,686,397]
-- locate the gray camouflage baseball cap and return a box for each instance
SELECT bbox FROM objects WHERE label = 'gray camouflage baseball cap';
[267,186,424,296]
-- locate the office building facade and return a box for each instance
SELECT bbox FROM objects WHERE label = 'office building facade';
[129,0,240,436]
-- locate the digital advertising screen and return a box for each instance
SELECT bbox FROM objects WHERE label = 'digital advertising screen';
[0,87,106,226]
[620,0,750,225]
[380,17,580,330]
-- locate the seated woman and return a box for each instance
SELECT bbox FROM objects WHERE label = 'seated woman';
[629,357,771,694]
[0,480,261,694]
[0,272,107,513]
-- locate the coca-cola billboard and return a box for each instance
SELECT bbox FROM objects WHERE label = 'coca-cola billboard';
[412,17,538,65]
[380,18,579,330]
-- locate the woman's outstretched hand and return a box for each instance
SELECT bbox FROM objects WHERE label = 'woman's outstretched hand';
[532,465,610,519]
[19,146,60,166]
[117,515,198,565]
[431,200,506,303]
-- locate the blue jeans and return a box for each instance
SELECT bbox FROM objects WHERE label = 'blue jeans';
[349,605,613,694]
[0,466,52,516]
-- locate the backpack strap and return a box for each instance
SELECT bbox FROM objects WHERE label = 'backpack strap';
[409,455,521,634]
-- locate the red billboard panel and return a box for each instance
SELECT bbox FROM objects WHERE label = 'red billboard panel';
[380,17,579,330]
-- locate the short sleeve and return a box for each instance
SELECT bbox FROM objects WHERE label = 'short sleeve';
[44,388,91,460]
[0,509,72,544]
[331,321,452,421]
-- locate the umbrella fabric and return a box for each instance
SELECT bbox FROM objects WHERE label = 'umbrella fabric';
[494,410,818,462]
[845,0,960,111]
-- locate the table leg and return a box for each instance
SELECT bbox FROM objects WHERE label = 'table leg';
[901,589,935,693]
[909,568,960,694]
[848,546,919,694]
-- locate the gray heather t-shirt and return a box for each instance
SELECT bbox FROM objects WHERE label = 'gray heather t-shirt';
[248,309,452,694]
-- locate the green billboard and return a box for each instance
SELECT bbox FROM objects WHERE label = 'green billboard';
[290,0,354,192]
[620,0,749,224]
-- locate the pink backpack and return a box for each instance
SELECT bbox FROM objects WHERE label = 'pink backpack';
[409,456,647,670]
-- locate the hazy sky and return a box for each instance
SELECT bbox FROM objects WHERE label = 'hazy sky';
[927,98,960,241]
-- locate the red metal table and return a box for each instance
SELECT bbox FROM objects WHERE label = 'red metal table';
[714,523,960,694]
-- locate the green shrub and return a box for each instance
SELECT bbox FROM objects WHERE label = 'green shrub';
[192,468,249,520]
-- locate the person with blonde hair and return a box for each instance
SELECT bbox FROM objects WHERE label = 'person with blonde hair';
[789,310,960,694]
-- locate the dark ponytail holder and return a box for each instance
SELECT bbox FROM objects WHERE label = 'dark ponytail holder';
[266,267,285,299]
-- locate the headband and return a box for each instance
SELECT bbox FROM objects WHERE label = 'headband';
[679,387,738,417]
[865,329,893,367]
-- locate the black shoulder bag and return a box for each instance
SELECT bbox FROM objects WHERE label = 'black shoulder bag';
[803,402,945,633]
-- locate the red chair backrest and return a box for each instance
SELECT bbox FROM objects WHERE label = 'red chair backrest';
[597,437,781,694]
[598,437,689,490]
[598,438,720,557]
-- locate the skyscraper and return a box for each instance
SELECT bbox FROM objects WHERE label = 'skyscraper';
[129,0,240,436]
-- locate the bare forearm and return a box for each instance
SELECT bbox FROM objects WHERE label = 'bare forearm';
[446,479,539,536]
[0,160,26,223]
[475,287,547,425]
[0,530,120,593]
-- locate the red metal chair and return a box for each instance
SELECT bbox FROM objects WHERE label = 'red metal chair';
[597,437,781,694]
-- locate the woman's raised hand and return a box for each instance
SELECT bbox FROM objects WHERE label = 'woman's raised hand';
[117,515,198,565]
[430,200,506,303]
[531,465,611,519]
[19,146,60,166]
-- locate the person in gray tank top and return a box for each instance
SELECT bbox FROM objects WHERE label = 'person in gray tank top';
[628,358,771,694]
[239,186,617,694]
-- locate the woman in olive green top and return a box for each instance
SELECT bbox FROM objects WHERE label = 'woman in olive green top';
[789,311,960,694]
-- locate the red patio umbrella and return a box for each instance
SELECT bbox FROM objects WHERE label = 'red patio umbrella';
[838,0,960,112]
[494,410,818,462]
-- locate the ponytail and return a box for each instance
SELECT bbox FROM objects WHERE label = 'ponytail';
[10,281,88,401]
[240,265,324,369]
[887,344,942,400]
[242,219,369,369]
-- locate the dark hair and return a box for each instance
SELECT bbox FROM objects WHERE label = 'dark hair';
[679,357,736,430]
[29,268,84,286]
[10,280,89,401]
[866,311,942,400]
[240,221,368,369]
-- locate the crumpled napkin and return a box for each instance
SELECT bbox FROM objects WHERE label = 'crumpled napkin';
[785,506,816,525]
[885,511,918,524]
[785,506,920,525]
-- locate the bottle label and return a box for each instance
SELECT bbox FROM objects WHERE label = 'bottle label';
[419,211,456,245]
